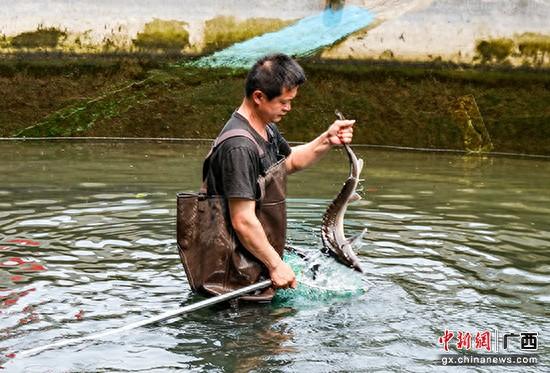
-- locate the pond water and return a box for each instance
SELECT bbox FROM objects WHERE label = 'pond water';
[0,141,548,372]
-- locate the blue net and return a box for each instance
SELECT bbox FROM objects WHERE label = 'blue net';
[273,250,368,306]
[191,6,374,69]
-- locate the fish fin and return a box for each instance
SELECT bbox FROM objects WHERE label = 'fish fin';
[309,263,321,280]
[349,192,362,202]
[348,228,367,246]
[357,159,364,175]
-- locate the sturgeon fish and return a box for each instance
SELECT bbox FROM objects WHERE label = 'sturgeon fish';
[321,110,366,273]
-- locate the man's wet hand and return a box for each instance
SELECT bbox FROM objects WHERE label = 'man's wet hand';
[327,119,355,146]
[269,260,297,289]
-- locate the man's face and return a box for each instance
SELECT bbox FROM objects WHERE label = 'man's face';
[255,86,298,123]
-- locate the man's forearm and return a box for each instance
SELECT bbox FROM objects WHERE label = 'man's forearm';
[286,131,331,174]
[229,198,296,288]
[231,210,283,271]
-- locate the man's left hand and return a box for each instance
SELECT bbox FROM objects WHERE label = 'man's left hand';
[327,119,355,146]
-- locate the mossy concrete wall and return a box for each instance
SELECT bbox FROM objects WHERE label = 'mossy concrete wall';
[0,0,328,53]
[2,58,548,155]
[324,0,550,66]
[1,1,548,155]
[1,1,549,66]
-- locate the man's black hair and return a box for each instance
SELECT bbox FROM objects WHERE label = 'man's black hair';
[245,53,306,100]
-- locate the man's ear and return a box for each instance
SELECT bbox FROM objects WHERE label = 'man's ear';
[252,90,265,105]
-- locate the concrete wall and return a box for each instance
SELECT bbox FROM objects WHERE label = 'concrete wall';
[323,0,550,63]
[1,0,549,64]
[0,0,331,51]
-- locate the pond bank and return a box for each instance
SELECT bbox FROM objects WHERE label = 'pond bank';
[1,55,549,155]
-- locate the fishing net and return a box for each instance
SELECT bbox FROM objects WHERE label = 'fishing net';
[191,6,374,69]
[273,250,368,306]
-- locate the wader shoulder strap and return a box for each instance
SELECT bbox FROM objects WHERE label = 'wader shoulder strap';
[201,129,264,193]
[213,129,265,157]
[266,123,275,139]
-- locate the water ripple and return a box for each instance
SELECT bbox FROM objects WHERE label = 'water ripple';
[0,143,548,372]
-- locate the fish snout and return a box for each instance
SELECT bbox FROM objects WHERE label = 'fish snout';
[354,264,364,274]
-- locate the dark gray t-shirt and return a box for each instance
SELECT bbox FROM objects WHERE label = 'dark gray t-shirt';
[205,112,292,200]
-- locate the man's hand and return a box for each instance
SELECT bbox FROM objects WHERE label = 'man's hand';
[285,118,356,173]
[327,119,355,146]
[269,259,298,289]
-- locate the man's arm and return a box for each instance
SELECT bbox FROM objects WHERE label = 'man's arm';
[285,119,355,174]
[228,198,297,289]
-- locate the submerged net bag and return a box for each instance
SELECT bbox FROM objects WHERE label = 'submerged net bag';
[274,250,369,305]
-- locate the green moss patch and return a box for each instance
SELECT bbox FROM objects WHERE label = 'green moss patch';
[0,33,8,49]
[516,33,550,66]
[133,19,189,52]
[475,34,550,66]
[475,38,515,64]
[11,27,67,49]
[4,57,550,155]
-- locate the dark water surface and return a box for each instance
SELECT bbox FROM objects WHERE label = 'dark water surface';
[0,142,548,372]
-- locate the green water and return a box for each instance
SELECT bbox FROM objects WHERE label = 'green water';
[0,141,548,371]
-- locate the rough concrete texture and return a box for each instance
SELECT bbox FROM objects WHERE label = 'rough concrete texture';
[1,0,332,51]
[2,0,547,60]
[323,0,550,62]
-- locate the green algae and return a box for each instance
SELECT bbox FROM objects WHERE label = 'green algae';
[379,49,395,60]
[475,34,550,67]
[15,79,148,137]
[11,27,67,49]
[133,19,189,52]
[3,19,190,54]
[475,38,515,64]
[4,57,550,155]
[0,33,8,49]
[516,33,550,66]
[203,16,293,52]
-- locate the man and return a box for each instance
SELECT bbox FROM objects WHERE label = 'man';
[204,53,355,295]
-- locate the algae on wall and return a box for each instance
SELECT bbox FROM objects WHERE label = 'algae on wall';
[516,33,550,66]
[474,33,550,66]
[6,57,549,156]
[0,33,8,49]
[0,16,290,54]
[475,38,515,64]
[2,18,549,69]
[0,20,192,54]
[133,19,190,52]
[10,27,67,49]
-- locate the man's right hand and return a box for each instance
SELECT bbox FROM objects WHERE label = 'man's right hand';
[269,260,297,289]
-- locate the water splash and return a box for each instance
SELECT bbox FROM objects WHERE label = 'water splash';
[192,5,374,69]
[274,250,368,306]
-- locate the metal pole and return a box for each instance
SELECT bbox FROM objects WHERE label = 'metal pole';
[17,280,272,357]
